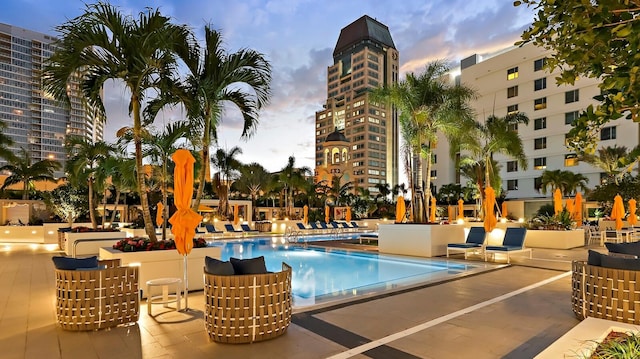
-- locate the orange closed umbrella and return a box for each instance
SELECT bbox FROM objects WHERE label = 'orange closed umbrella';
[501,202,507,219]
[457,199,464,220]
[484,186,497,233]
[628,199,637,227]
[396,196,405,223]
[566,198,574,217]
[429,196,436,223]
[156,202,164,227]
[611,194,625,231]
[169,149,203,310]
[553,188,563,215]
[303,205,309,225]
[448,205,454,222]
[574,192,583,225]
[233,205,239,225]
[325,205,330,224]
[345,206,351,222]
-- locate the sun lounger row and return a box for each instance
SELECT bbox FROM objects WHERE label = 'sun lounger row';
[447,227,531,263]
[295,221,365,233]
[198,223,260,238]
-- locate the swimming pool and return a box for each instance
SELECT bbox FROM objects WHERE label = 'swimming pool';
[209,236,493,308]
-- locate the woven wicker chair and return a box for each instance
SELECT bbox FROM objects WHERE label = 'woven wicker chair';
[572,260,640,325]
[54,259,139,331]
[204,263,292,343]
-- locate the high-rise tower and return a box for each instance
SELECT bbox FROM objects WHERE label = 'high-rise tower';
[314,15,399,195]
[0,23,103,173]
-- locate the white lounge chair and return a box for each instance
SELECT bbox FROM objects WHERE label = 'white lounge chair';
[484,227,531,263]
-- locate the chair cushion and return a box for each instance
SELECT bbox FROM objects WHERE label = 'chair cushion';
[485,245,523,252]
[605,241,640,257]
[448,243,482,249]
[204,256,235,275]
[230,256,268,275]
[52,256,99,270]
[600,254,640,271]
[587,250,603,266]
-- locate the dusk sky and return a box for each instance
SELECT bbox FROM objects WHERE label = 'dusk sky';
[1,0,535,174]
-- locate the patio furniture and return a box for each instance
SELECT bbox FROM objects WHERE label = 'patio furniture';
[146,277,182,315]
[240,224,259,234]
[223,224,243,234]
[447,227,486,259]
[484,227,531,263]
[600,230,622,246]
[572,259,640,325]
[54,258,139,331]
[205,224,223,238]
[204,262,292,343]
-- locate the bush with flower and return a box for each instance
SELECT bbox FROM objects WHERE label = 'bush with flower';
[71,226,119,233]
[113,237,208,252]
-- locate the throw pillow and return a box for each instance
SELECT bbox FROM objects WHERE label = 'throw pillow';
[587,250,603,266]
[230,256,268,275]
[600,255,640,271]
[605,241,640,257]
[52,256,99,270]
[204,256,234,275]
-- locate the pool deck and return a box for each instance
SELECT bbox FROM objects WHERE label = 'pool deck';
[0,241,600,359]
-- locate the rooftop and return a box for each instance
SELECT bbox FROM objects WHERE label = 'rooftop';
[334,15,396,57]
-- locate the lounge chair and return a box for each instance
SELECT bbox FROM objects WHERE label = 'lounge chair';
[359,232,378,244]
[309,222,324,233]
[296,223,313,232]
[484,227,531,263]
[205,224,223,238]
[223,224,243,235]
[240,224,259,234]
[447,227,486,259]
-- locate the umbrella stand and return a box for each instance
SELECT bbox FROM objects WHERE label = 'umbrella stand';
[183,254,189,310]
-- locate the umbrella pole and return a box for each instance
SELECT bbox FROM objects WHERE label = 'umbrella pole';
[183,254,188,311]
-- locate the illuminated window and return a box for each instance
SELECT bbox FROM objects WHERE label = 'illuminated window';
[507,104,518,115]
[534,157,546,170]
[507,86,518,98]
[534,97,547,110]
[565,154,578,167]
[507,67,519,80]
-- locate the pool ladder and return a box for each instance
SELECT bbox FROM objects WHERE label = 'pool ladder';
[284,227,308,246]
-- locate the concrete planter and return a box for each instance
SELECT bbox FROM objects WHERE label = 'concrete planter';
[378,223,465,257]
[64,231,126,257]
[99,246,222,296]
[524,229,584,249]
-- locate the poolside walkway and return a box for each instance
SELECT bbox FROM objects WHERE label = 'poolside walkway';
[0,242,596,359]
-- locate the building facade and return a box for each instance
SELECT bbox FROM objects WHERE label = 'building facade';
[0,23,103,173]
[314,15,399,195]
[430,43,638,199]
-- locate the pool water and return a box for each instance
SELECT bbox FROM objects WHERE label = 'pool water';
[209,236,490,308]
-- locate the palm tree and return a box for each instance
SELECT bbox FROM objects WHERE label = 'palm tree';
[328,174,354,206]
[0,120,15,163]
[370,60,477,222]
[147,26,272,212]
[235,163,271,220]
[276,156,311,218]
[104,155,137,224]
[65,136,114,228]
[211,146,244,218]
[0,148,60,200]
[43,2,194,240]
[540,169,589,196]
[581,145,640,185]
[143,121,190,237]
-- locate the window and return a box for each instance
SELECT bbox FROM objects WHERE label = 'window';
[534,117,546,130]
[534,58,547,71]
[601,126,617,140]
[507,86,518,98]
[534,78,546,91]
[507,180,518,191]
[534,97,547,110]
[506,161,518,172]
[565,111,579,125]
[430,170,437,179]
[534,177,543,191]
[534,137,547,150]
[507,67,519,80]
[534,157,546,170]
[565,154,578,167]
[507,104,518,115]
[565,89,579,103]
[508,123,519,132]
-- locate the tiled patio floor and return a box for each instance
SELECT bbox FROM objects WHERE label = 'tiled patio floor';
[0,243,597,359]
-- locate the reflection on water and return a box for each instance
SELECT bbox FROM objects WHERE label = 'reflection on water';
[210,237,482,307]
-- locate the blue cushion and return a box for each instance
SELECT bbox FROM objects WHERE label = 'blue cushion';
[485,245,523,252]
[230,256,268,275]
[52,256,99,270]
[600,255,640,271]
[448,243,482,249]
[587,250,603,266]
[502,228,527,247]
[605,241,640,257]
[204,256,234,275]
[466,227,486,245]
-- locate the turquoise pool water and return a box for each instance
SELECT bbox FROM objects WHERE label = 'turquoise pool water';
[209,236,487,307]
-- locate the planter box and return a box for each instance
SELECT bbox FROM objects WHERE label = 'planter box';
[64,231,126,257]
[535,317,639,358]
[524,229,584,249]
[378,223,465,257]
[99,246,222,297]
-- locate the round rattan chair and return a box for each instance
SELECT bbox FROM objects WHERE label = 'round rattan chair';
[204,262,292,343]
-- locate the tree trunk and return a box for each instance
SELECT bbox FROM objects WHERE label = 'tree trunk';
[161,161,168,240]
[424,153,433,223]
[110,190,121,224]
[88,179,97,229]
[101,188,108,227]
[132,96,156,241]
